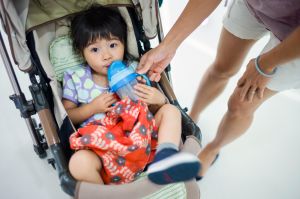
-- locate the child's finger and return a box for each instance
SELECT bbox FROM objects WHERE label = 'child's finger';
[136,76,147,84]
[106,96,118,105]
[135,83,152,92]
[105,106,114,112]
[104,95,115,102]
[134,85,148,95]
[136,95,149,104]
[101,92,114,100]
[134,89,148,99]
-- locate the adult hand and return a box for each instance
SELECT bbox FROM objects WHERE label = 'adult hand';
[134,83,166,106]
[237,58,271,102]
[136,42,176,82]
[91,92,118,113]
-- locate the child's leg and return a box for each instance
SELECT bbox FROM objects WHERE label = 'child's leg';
[155,104,181,146]
[69,150,104,184]
[147,104,201,184]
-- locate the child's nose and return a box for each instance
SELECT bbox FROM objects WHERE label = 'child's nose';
[103,49,112,60]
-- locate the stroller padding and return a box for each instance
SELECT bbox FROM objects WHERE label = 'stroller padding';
[49,35,84,82]
[75,136,201,199]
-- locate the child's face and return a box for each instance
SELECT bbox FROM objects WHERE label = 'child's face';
[83,37,125,75]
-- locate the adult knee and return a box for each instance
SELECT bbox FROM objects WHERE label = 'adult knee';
[227,94,254,117]
[209,60,239,79]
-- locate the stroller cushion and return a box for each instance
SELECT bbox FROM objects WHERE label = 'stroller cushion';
[137,173,187,199]
[49,35,84,82]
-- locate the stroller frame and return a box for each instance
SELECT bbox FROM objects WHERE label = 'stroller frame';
[0,0,202,197]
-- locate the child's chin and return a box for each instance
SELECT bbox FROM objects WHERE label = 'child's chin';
[103,71,108,75]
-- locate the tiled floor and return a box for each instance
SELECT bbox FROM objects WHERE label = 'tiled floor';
[1,1,300,199]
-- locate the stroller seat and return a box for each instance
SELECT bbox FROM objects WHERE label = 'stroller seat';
[48,18,201,199]
[1,0,202,198]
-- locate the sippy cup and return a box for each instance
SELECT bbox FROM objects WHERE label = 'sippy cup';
[107,60,151,101]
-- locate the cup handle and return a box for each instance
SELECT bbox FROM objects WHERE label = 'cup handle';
[136,73,151,86]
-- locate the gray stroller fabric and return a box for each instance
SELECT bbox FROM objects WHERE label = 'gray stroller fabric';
[0,0,158,72]
[26,0,132,31]
[0,0,31,71]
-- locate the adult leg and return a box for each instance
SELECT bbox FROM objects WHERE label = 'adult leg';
[198,87,277,176]
[189,28,256,122]
[69,150,104,184]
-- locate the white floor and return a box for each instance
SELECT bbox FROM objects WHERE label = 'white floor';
[1,1,300,199]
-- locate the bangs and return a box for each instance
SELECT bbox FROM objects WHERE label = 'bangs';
[71,5,127,53]
[84,24,123,47]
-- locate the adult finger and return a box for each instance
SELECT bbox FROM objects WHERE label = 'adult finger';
[149,72,161,82]
[137,54,153,74]
[257,87,264,99]
[247,86,257,102]
[239,81,250,101]
[154,48,175,73]
[152,59,170,74]
[147,70,155,81]
[237,76,245,87]
[148,71,159,82]
[154,73,161,82]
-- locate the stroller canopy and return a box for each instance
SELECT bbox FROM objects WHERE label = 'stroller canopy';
[0,0,158,72]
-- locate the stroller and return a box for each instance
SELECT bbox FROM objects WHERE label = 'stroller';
[0,0,202,198]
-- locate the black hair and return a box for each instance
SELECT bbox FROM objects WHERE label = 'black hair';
[70,4,132,61]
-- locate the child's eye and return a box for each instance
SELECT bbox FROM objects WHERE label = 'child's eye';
[110,43,118,48]
[91,48,99,52]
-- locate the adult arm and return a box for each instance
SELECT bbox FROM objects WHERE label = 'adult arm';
[137,0,221,81]
[238,26,300,101]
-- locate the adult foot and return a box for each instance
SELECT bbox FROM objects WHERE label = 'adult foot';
[197,144,220,178]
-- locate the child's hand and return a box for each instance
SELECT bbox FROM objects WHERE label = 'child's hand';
[136,76,147,84]
[134,83,166,106]
[91,92,118,113]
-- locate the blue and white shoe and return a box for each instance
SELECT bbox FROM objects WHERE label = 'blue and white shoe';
[147,149,201,185]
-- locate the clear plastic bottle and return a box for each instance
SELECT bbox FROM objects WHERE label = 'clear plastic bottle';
[116,78,139,101]
[108,60,150,101]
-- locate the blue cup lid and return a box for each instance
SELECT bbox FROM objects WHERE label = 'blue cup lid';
[108,60,136,92]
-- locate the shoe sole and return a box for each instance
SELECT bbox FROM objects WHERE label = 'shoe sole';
[147,153,201,185]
